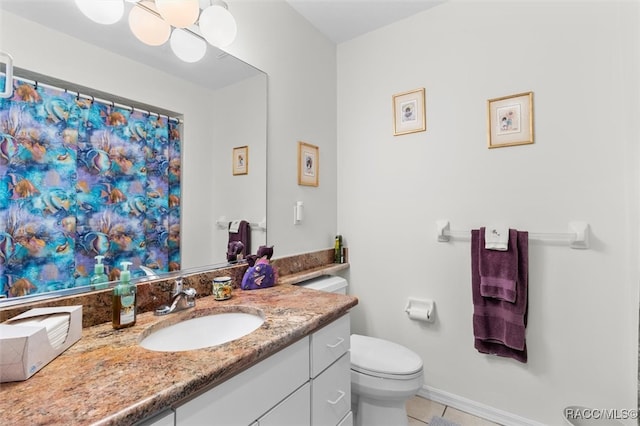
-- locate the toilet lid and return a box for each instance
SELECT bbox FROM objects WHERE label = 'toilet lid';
[350,334,423,377]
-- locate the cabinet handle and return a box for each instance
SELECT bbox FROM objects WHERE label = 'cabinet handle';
[326,337,345,348]
[327,390,346,405]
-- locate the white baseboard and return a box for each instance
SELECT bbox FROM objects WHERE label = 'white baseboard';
[418,385,547,426]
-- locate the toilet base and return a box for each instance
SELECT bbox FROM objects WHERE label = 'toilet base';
[353,393,409,426]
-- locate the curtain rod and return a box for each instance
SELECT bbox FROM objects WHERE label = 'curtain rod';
[10,74,182,124]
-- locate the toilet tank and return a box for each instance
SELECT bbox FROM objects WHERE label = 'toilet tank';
[295,275,348,294]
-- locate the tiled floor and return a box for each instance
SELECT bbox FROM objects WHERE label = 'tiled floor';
[406,396,502,426]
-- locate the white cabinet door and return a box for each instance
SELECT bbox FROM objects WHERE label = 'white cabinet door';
[258,382,310,426]
[311,353,351,426]
[175,337,309,426]
[310,315,350,378]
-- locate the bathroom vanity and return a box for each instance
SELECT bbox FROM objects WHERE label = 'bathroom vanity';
[0,283,357,425]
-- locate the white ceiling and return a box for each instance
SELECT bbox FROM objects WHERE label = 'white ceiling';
[285,0,445,43]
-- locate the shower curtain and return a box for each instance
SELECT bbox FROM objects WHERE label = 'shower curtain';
[0,78,181,298]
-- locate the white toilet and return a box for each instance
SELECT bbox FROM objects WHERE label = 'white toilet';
[296,276,424,426]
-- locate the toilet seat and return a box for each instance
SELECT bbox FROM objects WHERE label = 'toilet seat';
[351,334,423,380]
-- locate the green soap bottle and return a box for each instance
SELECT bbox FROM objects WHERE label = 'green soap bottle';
[90,255,109,290]
[112,261,136,330]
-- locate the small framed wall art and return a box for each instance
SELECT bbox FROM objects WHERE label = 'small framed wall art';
[392,87,426,136]
[232,145,248,175]
[297,141,319,187]
[487,91,534,148]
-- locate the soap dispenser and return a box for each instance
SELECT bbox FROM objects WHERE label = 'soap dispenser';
[112,261,136,329]
[90,255,109,290]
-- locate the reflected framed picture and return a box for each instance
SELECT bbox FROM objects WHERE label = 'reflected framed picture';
[393,87,426,136]
[232,146,248,175]
[297,141,319,187]
[487,92,534,148]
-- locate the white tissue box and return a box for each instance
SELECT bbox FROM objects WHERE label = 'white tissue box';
[0,306,82,382]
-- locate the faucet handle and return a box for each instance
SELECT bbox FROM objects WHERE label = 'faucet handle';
[173,277,184,295]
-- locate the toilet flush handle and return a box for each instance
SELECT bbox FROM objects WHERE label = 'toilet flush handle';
[327,390,346,405]
[326,337,345,348]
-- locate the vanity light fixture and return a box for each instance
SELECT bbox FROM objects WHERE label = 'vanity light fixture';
[75,0,238,63]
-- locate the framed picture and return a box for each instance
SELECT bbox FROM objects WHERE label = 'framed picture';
[297,141,319,187]
[232,146,248,175]
[393,88,426,136]
[487,91,534,148]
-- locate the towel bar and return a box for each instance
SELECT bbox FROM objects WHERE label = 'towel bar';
[436,220,589,249]
[215,216,267,231]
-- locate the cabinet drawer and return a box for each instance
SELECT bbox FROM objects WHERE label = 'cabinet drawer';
[310,314,350,378]
[311,353,351,426]
[258,382,310,426]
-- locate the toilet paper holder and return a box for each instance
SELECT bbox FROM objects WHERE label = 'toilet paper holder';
[404,298,435,323]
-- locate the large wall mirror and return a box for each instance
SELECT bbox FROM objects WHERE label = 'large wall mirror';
[0,1,267,305]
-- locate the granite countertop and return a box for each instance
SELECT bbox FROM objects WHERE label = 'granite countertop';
[0,283,358,425]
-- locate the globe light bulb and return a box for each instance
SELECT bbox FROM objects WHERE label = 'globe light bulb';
[170,29,207,63]
[198,3,237,48]
[128,1,171,46]
[75,0,124,25]
[155,0,200,28]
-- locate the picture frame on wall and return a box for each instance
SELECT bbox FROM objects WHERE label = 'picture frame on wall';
[487,91,534,148]
[392,87,426,136]
[232,146,248,175]
[297,141,319,187]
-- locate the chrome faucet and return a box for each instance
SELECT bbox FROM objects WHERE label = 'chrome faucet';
[154,278,196,316]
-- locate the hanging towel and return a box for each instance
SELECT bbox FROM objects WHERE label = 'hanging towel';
[228,220,251,260]
[479,227,518,303]
[484,224,509,250]
[471,228,528,363]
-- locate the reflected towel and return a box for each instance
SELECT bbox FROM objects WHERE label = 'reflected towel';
[228,220,250,260]
[472,229,528,363]
[479,227,518,303]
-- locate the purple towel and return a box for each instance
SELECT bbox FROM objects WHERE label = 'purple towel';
[479,228,518,303]
[471,229,528,363]
[228,220,251,258]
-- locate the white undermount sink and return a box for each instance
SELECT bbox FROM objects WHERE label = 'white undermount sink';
[139,311,265,352]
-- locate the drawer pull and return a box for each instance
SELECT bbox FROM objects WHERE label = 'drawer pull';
[327,390,346,405]
[326,337,345,348]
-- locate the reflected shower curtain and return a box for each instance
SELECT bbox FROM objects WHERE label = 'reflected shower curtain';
[0,79,181,298]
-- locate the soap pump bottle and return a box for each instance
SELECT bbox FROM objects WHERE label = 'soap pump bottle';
[112,261,136,330]
[90,255,109,290]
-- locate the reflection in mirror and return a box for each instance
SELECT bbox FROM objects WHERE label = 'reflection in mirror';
[0,2,267,305]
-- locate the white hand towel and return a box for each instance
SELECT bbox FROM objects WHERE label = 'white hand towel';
[229,220,241,233]
[484,225,509,251]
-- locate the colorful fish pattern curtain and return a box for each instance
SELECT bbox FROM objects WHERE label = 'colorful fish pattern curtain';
[0,78,181,298]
